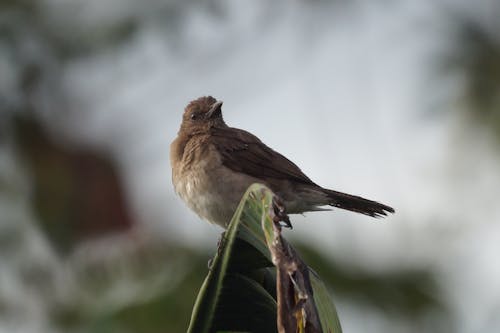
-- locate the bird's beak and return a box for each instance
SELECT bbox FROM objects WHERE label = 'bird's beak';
[207,101,223,119]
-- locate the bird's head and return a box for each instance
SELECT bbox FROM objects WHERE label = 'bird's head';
[180,96,226,134]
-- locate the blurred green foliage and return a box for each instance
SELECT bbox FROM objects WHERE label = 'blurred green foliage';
[295,242,445,317]
[440,11,500,140]
[53,245,210,333]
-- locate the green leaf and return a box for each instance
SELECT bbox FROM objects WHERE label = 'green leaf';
[309,270,343,333]
[187,183,342,333]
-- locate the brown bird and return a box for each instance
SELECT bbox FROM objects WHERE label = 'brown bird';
[170,96,394,228]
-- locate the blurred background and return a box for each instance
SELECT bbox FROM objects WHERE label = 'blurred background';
[1,0,500,332]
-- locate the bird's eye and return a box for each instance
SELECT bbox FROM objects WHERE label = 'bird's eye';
[190,112,199,120]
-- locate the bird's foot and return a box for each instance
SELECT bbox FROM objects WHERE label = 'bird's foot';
[272,195,292,229]
[216,231,226,251]
[208,231,226,269]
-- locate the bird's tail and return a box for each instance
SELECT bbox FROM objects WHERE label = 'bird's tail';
[323,188,395,218]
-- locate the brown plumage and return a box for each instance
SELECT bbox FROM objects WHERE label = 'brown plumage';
[170,96,394,228]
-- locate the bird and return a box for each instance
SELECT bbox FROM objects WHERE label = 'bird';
[170,96,394,229]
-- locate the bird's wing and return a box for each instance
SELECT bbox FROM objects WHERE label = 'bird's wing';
[210,126,316,185]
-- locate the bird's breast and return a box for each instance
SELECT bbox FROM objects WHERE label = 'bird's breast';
[173,143,258,228]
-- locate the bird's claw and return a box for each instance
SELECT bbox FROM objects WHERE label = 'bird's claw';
[208,231,226,269]
[217,231,226,250]
[272,195,292,229]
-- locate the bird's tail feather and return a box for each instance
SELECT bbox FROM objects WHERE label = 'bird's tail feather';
[323,188,395,218]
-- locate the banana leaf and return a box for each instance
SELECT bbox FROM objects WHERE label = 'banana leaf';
[187,183,342,333]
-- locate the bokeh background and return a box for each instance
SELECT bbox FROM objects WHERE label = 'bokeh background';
[1,0,500,332]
